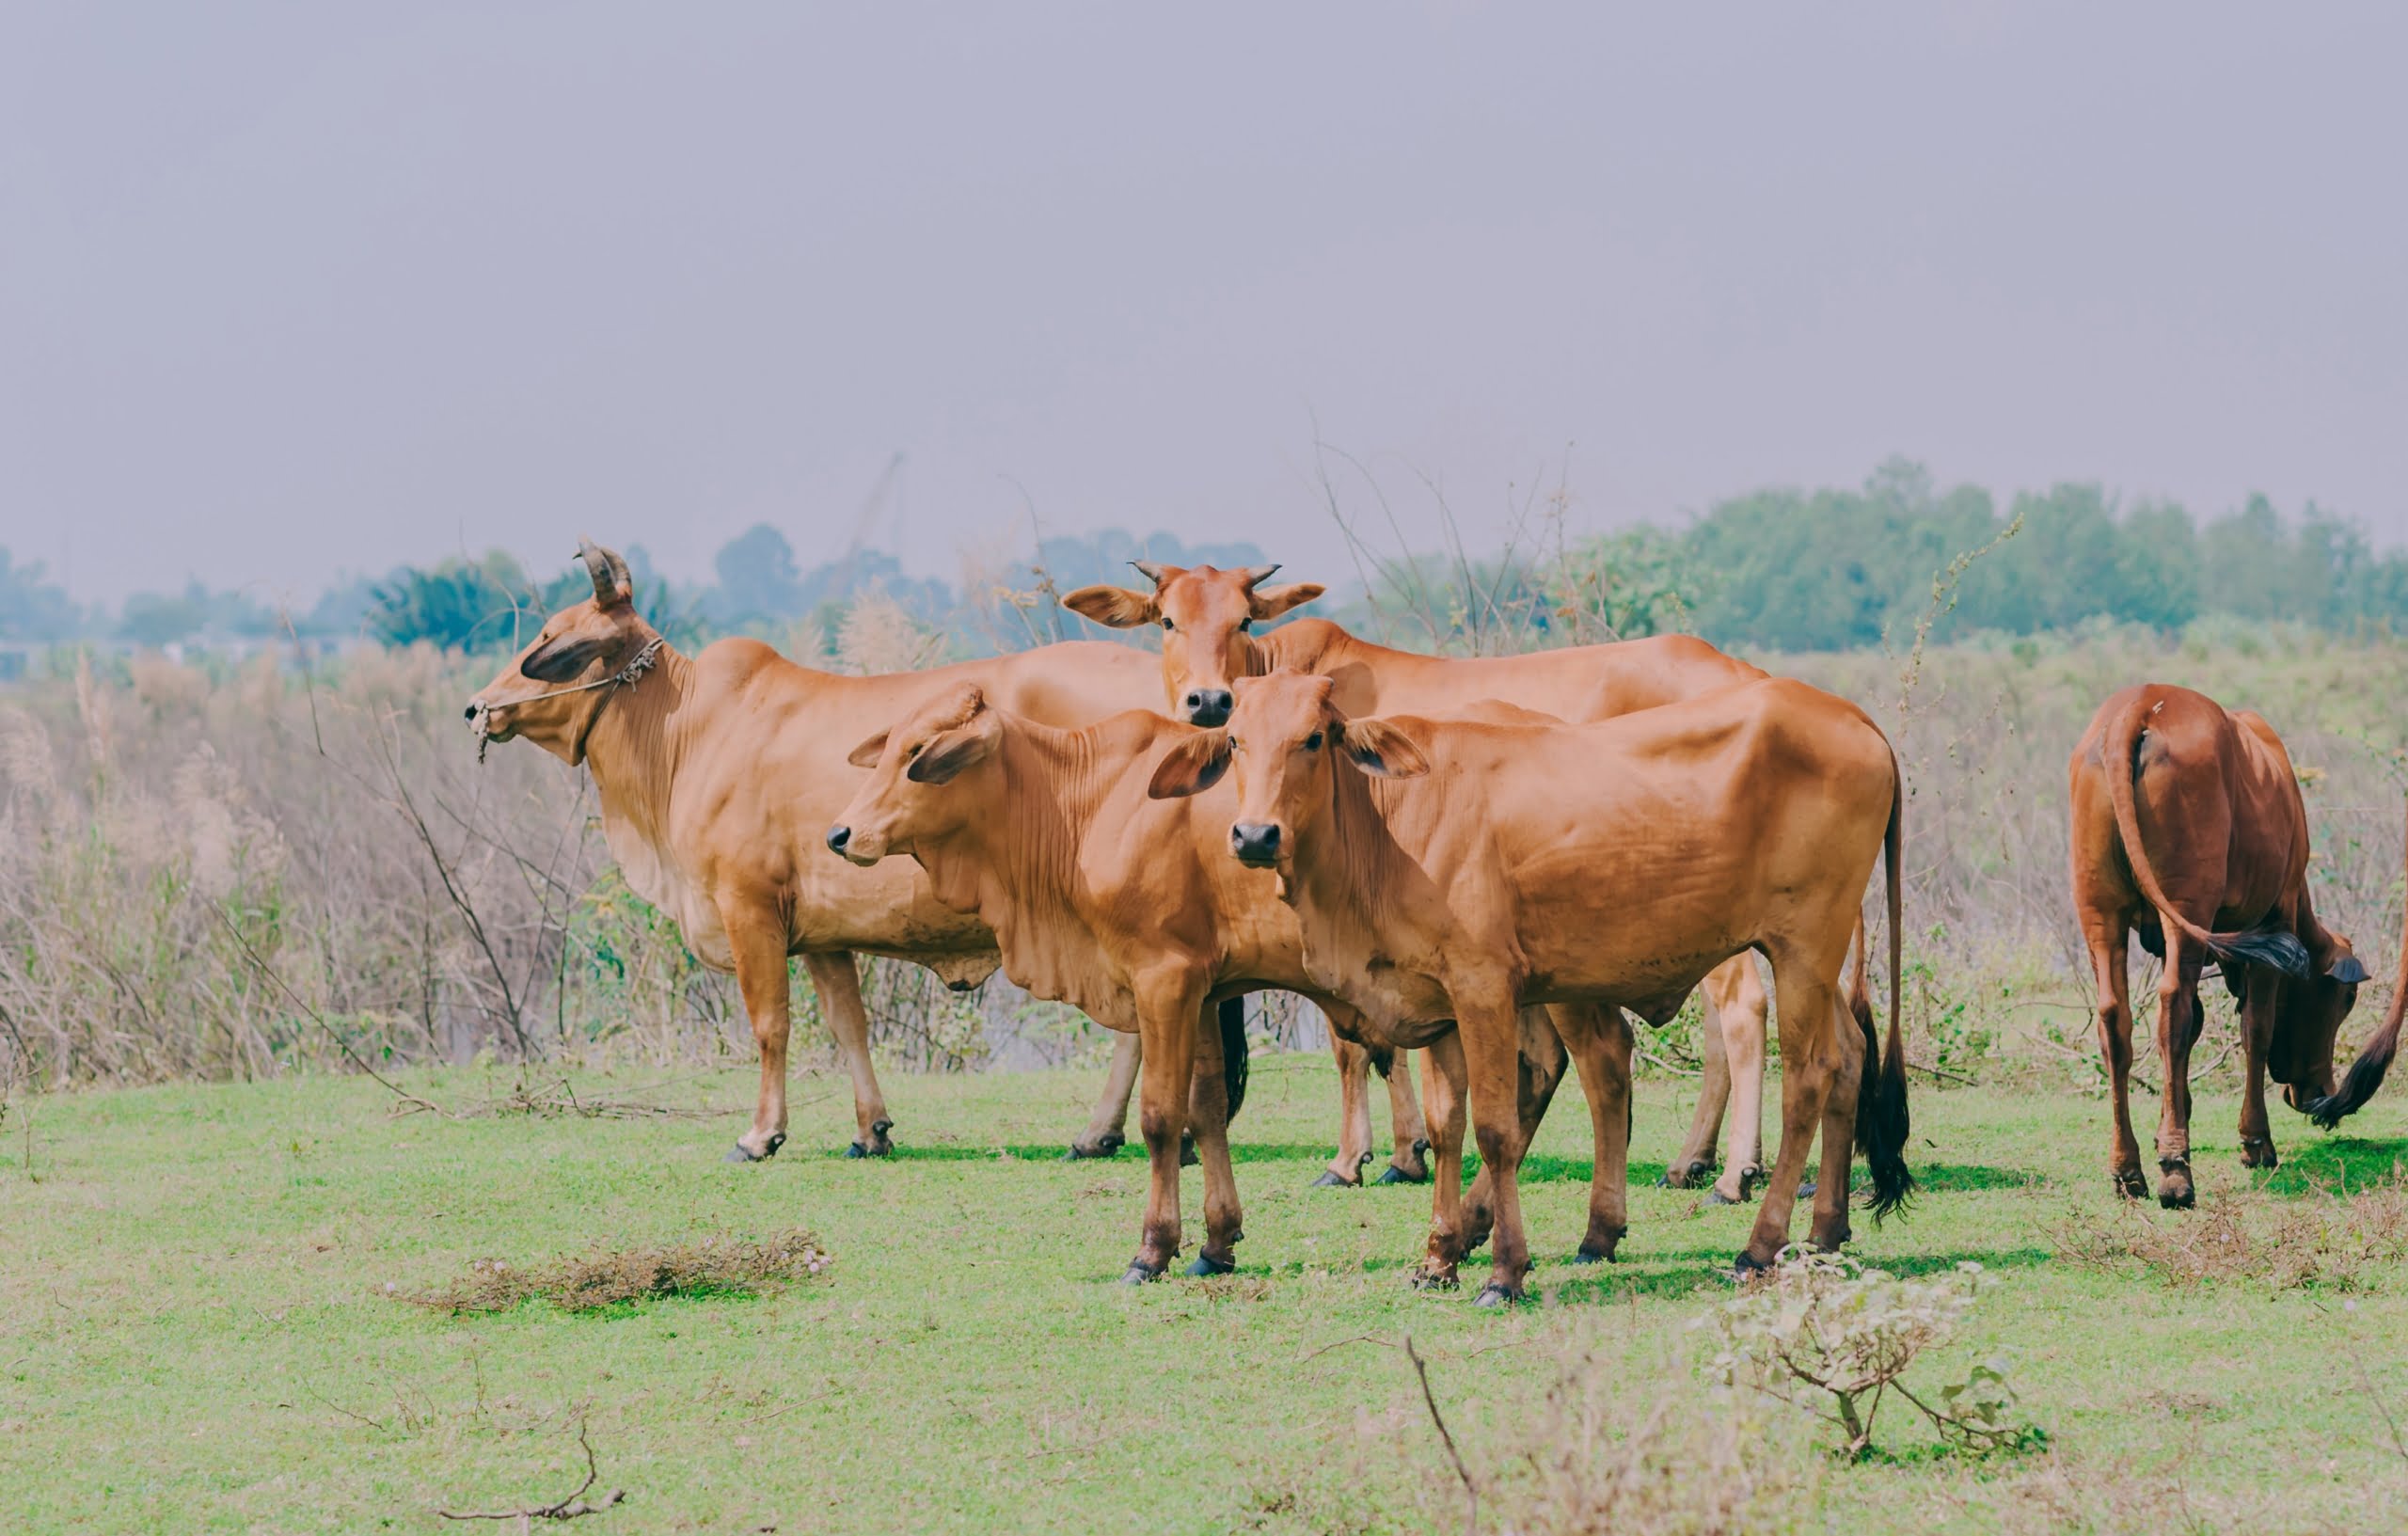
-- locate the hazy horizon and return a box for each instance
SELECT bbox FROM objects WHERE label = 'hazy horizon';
[7,3,2403,608]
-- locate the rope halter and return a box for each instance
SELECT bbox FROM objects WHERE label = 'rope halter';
[470,634,667,764]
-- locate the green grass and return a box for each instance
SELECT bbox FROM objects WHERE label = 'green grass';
[5,1058,2408,1532]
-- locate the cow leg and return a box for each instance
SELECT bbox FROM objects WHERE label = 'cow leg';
[1666,958,1745,1189]
[2151,939,2205,1210]
[1184,1003,1244,1274]
[1123,975,1204,1282]
[2237,965,2281,1171]
[1551,1003,1634,1263]
[800,952,892,1158]
[1413,1030,1471,1291]
[1707,958,1769,1205]
[1463,1006,1566,1257]
[1316,1034,1377,1187]
[1458,995,1538,1305]
[1069,1032,1142,1159]
[722,911,800,1164]
[1737,951,1844,1274]
[2084,918,2146,1198]
[1806,993,1867,1253]
[1380,1048,1433,1183]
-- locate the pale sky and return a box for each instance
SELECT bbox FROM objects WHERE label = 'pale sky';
[4,3,2402,608]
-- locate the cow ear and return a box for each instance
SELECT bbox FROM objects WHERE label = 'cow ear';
[519,634,605,684]
[1149,731,1231,800]
[2328,954,2371,984]
[1247,582,1325,622]
[1061,585,1160,629]
[848,730,890,769]
[906,723,997,784]
[1339,717,1431,779]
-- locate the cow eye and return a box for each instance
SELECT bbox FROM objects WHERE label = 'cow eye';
[1303,731,1323,752]
[1162,618,1176,632]
[1239,618,1253,633]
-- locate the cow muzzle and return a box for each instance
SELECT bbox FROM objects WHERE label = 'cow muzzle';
[1230,822,1283,867]
[1182,689,1234,727]
[826,823,884,866]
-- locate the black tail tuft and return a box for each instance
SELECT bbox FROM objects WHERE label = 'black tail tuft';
[1854,990,1914,1225]
[1217,998,1250,1125]
[2309,1051,2394,1132]
[2214,927,2312,979]
[1368,1045,1395,1081]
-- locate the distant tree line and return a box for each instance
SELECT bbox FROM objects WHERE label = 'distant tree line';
[7,461,2404,657]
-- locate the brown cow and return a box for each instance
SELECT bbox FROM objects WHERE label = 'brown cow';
[466,540,1177,1163]
[2067,684,2386,1207]
[826,688,1635,1289]
[1155,670,1912,1299]
[1063,561,1828,1203]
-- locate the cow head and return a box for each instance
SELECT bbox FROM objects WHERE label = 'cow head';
[2267,925,2368,1111]
[1149,670,1427,876]
[1060,561,1323,726]
[827,684,1002,866]
[465,538,653,766]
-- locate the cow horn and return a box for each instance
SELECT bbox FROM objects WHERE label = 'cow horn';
[1238,563,1282,591]
[577,537,616,603]
[605,546,632,596]
[1129,561,1170,588]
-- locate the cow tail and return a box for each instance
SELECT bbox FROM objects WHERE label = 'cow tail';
[2103,695,2313,978]
[2309,790,2408,1129]
[1861,750,1915,1224]
[1368,1045,1396,1081]
[1217,998,1251,1124]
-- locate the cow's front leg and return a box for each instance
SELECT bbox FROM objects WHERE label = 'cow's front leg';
[2237,967,2281,1170]
[722,908,800,1164]
[1457,993,1538,1306]
[1122,975,1204,1283]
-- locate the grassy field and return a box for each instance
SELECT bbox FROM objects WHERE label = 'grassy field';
[7,1057,2408,1533]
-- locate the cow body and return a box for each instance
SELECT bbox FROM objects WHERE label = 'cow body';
[1064,564,1826,1200]
[828,692,1624,1284]
[1174,671,1910,1298]
[467,543,1165,1162]
[2067,684,2380,1206]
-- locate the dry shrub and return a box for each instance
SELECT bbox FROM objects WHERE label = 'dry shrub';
[1491,1354,1819,1536]
[391,1228,831,1313]
[2052,1174,2408,1291]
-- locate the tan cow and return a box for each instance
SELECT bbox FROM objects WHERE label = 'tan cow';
[1157,670,1911,1299]
[2067,684,2389,1206]
[1063,561,1841,1202]
[467,540,1179,1163]
[827,689,1635,1287]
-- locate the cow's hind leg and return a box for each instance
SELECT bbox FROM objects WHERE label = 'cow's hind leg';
[2237,965,2281,1171]
[1185,1003,1245,1274]
[1315,1034,1378,1187]
[2084,918,2145,1198]
[1069,1032,1141,1159]
[1736,948,1845,1275]
[1551,1003,1634,1262]
[801,952,892,1158]
[1457,993,1540,1306]
[1461,1007,1566,1257]
[2152,937,2206,1210]
[1706,958,1769,1205]
[1378,1048,1433,1183]
[1806,993,1867,1253]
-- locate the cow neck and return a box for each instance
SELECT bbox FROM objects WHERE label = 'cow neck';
[1250,618,1342,678]
[577,641,694,851]
[1290,754,1410,974]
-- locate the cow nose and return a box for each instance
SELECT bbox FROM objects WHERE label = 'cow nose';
[463,704,479,721]
[1186,689,1234,727]
[1230,822,1281,864]
[826,825,852,854]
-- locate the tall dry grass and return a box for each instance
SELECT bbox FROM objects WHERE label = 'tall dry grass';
[4,578,2403,1095]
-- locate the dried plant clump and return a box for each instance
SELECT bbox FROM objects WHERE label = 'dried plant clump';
[390,1228,832,1314]
[2052,1173,2408,1291]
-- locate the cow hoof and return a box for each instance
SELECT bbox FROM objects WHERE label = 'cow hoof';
[1119,1262,1164,1286]
[1703,1187,1740,1206]
[1410,1266,1460,1292]
[723,1132,784,1164]
[844,1141,868,1160]
[2158,1182,2195,1211]
[2112,1168,2148,1200]
[1798,1180,1818,1201]
[1732,1250,1775,1282]
[1374,1163,1426,1186]
[1660,1159,1714,1190]
[1180,1133,1199,1168]
[2240,1136,2278,1170]
[1572,1244,1616,1265]
[1473,1282,1524,1308]
[1065,1132,1125,1161]
[1309,1169,1358,1189]
[1184,1252,1236,1277]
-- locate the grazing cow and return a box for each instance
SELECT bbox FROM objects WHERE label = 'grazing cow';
[1157,671,1911,1299]
[1063,561,1843,1203]
[826,689,1632,1287]
[2067,684,2384,1207]
[466,540,1174,1163]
